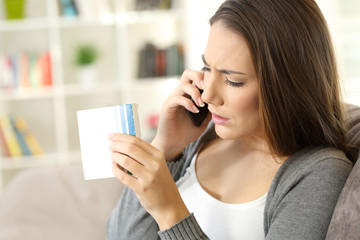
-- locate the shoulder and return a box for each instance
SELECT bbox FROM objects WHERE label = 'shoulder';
[268,147,352,201]
[273,147,352,187]
[264,147,353,239]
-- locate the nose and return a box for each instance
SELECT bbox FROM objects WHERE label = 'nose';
[201,71,224,106]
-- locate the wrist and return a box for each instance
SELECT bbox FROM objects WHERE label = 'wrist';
[151,137,184,161]
[156,203,190,231]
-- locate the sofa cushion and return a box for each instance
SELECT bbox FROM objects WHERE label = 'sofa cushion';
[325,104,360,240]
[325,152,360,239]
[345,104,360,163]
[0,165,125,240]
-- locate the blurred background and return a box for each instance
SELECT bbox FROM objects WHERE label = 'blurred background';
[0,0,359,192]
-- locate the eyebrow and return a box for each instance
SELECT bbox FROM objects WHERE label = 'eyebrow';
[201,54,247,75]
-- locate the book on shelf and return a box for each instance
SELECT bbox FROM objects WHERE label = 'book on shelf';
[20,53,30,88]
[58,0,112,19]
[0,51,52,90]
[0,119,10,157]
[0,115,43,158]
[137,42,184,79]
[10,117,32,156]
[0,115,22,157]
[58,0,78,18]
[14,117,43,156]
[135,0,173,10]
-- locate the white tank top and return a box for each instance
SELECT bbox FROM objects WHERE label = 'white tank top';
[176,152,266,240]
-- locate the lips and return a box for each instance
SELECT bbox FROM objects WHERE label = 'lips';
[211,112,230,125]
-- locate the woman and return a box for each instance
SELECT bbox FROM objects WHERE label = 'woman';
[107,0,352,239]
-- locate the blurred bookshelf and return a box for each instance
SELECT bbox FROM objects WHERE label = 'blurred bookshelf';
[0,0,184,191]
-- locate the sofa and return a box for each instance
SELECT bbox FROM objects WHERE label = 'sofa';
[0,104,359,240]
[325,104,360,240]
[0,165,125,240]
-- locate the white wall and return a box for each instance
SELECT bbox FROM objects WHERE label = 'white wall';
[183,0,224,70]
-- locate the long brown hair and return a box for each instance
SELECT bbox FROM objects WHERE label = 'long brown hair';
[210,0,347,157]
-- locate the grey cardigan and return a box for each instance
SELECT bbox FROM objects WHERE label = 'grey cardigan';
[107,122,352,240]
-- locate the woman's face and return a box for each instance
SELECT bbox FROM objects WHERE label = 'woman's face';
[202,22,261,140]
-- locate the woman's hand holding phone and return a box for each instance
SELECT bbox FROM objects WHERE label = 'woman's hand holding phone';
[151,70,210,161]
[186,88,209,126]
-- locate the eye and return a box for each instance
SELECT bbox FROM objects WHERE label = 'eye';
[224,77,244,88]
[201,66,211,72]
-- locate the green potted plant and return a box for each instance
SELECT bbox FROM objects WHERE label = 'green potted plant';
[4,0,25,20]
[75,44,99,86]
[75,45,98,66]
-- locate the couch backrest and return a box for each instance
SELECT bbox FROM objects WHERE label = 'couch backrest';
[345,104,360,164]
[325,104,360,240]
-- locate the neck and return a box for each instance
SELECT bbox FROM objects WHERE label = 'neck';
[214,136,288,165]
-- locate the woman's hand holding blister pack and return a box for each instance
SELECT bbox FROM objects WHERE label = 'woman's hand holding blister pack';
[109,133,190,230]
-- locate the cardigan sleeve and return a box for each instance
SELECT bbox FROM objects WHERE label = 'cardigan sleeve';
[158,213,209,240]
[106,186,160,240]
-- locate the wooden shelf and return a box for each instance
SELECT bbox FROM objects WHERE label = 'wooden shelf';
[0,18,49,32]
[57,15,116,28]
[0,86,56,101]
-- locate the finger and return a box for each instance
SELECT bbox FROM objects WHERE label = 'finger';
[111,151,146,178]
[112,161,138,186]
[109,134,167,173]
[111,151,143,169]
[111,148,166,187]
[110,134,169,173]
[173,93,200,113]
[180,69,204,90]
[112,160,159,198]
[108,133,155,156]
[109,141,148,163]
[175,81,206,108]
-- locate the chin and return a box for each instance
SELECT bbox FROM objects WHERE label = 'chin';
[214,124,260,140]
[214,125,241,140]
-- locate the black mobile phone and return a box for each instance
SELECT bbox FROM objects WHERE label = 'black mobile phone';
[186,89,209,126]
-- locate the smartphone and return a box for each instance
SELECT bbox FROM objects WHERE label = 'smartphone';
[186,89,209,126]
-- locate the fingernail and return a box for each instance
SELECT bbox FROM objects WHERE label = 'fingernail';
[198,97,205,107]
[193,106,199,113]
[108,133,115,139]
